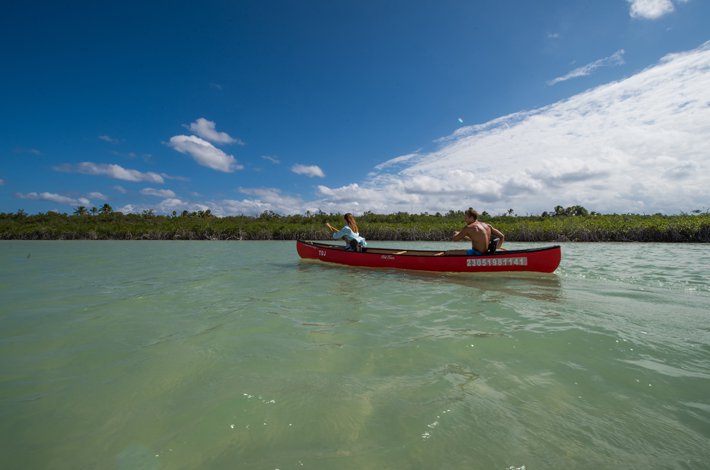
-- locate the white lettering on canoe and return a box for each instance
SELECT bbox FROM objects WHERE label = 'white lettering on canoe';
[318,250,327,257]
[466,257,527,267]
[381,255,395,261]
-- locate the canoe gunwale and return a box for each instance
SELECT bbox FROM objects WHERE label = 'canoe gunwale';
[297,240,561,257]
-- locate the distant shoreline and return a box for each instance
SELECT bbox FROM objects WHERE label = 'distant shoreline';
[2,211,709,243]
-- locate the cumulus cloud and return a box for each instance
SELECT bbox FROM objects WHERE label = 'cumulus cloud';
[17,192,90,207]
[548,49,625,85]
[169,135,243,172]
[54,162,164,183]
[187,118,242,145]
[291,164,325,178]
[310,41,710,215]
[627,0,680,19]
[141,188,177,198]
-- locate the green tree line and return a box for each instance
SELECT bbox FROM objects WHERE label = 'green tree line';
[1,206,709,242]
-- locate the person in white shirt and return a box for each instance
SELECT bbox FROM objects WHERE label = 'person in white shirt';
[325,213,367,251]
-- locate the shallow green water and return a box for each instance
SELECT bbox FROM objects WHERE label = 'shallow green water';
[1,241,709,469]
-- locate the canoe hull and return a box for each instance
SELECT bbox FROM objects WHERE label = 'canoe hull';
[296,240,561,273]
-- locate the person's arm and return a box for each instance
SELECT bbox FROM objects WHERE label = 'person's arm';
[452,226,470,241]
[490,226,505,249]
[331,225,354,240]
[325,222,337,233]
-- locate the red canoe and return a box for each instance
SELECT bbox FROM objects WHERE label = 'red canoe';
[296,240,561,273]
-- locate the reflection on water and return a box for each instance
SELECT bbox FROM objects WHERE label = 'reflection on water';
[297,258,563,302]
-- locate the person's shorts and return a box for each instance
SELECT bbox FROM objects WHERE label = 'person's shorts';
[466,248,485,256]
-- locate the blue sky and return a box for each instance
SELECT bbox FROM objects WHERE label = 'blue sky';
[1,0,709,216]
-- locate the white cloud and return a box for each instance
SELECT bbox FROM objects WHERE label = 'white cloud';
[310,41,710,215]
[628,0,677,19]
[17,192,90,207]
[118,199,210,215]
[217,199,273,216]
[291,164,325,178]
[261,155,281,164]
[237,187,305,213]
[55,162,164,183]
[548,49,625,85]
[187,118,242,145]
[141,188,177,198]
[169,135,243,173]
[91,42,709,218]
[13,147,41,156]
[374,152,421,171]
[98,134,121,143]
[114,185,127,194]
[113,187,307,217]
[87,192,108,200]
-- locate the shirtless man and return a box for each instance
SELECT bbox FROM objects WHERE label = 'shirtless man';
[452,208,505,255]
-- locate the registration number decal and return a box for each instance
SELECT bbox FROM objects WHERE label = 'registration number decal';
[467,257,527,267]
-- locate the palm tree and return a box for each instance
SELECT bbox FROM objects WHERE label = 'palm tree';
[74,206,88,216]
[100,203,113,215]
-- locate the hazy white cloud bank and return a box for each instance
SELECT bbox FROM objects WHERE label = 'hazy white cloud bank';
[55,162,164,183]
[215,188,308,216]
[118,199,211,215]
[17,192,90,207]
[118,187,308,217]
[313,41,710,215]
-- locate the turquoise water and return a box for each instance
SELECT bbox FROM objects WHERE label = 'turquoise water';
[1,241,709,469]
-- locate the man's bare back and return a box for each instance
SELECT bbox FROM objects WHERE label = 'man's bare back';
[452,209,505,254]
[454,221,491,253]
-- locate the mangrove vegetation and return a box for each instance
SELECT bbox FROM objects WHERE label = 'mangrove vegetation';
[1,206,709,242]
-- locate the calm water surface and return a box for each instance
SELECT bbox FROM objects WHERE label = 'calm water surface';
[1,241,709,469]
